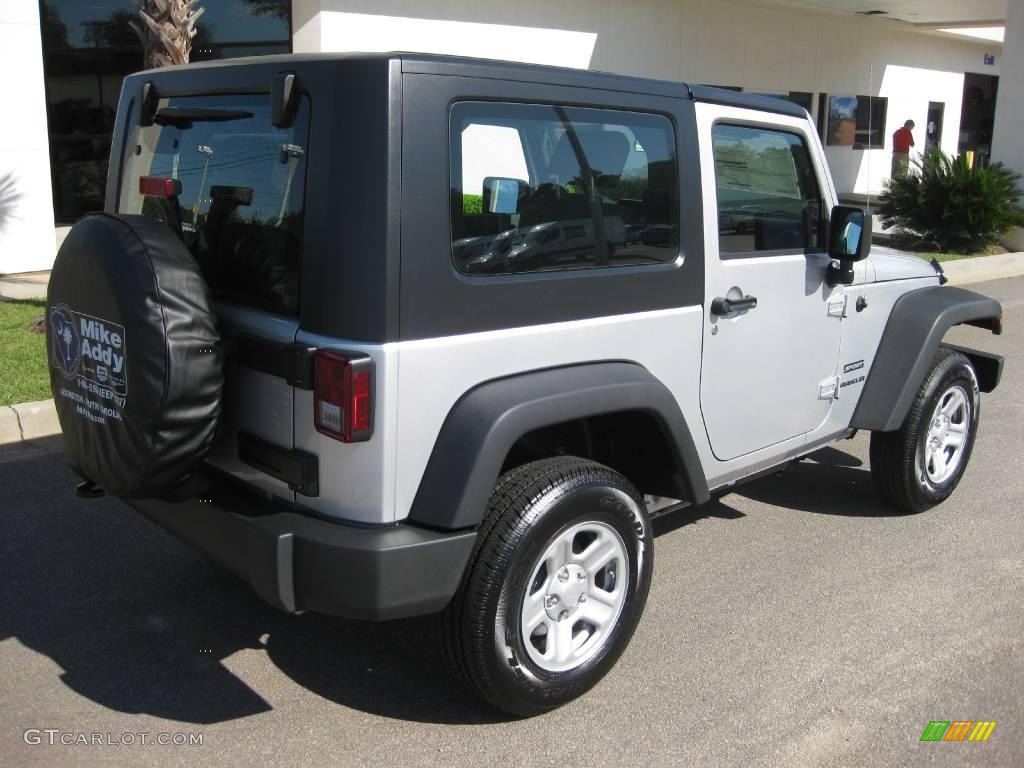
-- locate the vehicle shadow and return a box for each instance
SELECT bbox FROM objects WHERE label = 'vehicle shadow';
[0,440,893,729]
[732,445,906,517]
[651,496,746,537]
[0,439,507,726]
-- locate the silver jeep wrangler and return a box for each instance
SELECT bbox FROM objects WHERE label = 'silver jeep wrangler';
[46,53,1003,716]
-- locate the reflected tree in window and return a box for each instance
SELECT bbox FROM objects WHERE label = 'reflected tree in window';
[41,3,69,50]
[240,0,290,19]
[83,11,140,49]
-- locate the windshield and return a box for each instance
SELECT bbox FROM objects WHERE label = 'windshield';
[119,93,310,315]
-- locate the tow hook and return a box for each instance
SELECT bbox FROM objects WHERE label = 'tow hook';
[76,480,105,499]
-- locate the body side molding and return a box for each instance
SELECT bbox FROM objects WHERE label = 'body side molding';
[850,286,1002,432]
[408,362,710,530]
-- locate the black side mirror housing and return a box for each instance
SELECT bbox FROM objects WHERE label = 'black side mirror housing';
[827,205,872,286]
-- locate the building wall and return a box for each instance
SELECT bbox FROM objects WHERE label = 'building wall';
[0,0,55,275]
[992,0,1024,176]
[992,0,1024,250]
[293,0,1001,195]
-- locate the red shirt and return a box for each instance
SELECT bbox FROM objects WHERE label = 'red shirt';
[893,126,915,153]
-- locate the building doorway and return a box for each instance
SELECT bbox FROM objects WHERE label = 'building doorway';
[958,73,999,167]
[925,101,944,153]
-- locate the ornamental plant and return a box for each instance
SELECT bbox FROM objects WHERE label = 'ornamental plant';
[879,150,1024,253]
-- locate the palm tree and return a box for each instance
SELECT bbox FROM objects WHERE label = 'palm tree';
[129,0,205,68]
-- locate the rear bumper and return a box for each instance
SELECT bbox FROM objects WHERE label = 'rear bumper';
[125,470,476,621]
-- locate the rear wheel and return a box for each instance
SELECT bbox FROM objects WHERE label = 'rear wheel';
[870,349,980,513]
[442,457,652,716]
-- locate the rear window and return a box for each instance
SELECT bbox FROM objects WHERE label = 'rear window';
[450,102,679,276]
[119,93,310,315]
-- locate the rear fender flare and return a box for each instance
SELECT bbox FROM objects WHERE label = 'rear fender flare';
[407,362,709,530]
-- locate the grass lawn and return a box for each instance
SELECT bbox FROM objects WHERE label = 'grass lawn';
[0,299,51,407]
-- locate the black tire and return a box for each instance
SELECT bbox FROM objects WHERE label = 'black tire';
[442,457,653,717]
[869,348,980,513]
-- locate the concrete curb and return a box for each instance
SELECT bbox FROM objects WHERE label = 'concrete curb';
[942,251,1024,286]
[0,399,61,446]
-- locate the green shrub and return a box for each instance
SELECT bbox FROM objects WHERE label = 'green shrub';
[462,193,483,215]
[879,151,1024,253]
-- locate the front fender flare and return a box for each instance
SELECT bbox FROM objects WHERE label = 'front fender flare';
[408,362,709,530]
[850,286,1002,432]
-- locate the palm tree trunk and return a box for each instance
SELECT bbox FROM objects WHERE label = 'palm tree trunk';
[129,0,205,69]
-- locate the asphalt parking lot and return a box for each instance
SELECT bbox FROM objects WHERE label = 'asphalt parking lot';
[2,276,1021,768]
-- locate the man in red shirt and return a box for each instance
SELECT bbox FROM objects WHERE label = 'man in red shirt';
[891,120,915,178]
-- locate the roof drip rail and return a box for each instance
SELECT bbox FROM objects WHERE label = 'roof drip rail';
[687,84,808,119]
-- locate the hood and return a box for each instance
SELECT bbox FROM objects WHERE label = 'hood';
[868,246,941,283]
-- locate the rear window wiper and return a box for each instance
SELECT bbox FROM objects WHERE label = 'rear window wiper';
[154,107,254,128]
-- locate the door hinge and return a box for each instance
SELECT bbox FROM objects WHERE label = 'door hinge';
[827,294,848,318]
[819,375,840,400]
[238,431,319,496]
[231,337,317,389]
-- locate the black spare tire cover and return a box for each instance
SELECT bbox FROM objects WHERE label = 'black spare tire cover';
[46,213,223,498]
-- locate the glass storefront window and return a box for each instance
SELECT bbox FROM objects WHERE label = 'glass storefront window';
[40,0,292,223]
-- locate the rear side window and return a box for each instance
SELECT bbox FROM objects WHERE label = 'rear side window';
[119,94,310,315]
[712,123,823,255]
[450,102,679,276]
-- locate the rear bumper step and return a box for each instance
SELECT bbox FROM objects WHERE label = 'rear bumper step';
[125,470,476,621]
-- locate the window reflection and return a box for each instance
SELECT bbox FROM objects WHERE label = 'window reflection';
[40,1,292,223]
[450,102,680,276]
[120,94,308,314]
[713,124,823,254]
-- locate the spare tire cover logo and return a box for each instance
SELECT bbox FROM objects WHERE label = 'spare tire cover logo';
[50,304,81,379]
[50,303,127,424]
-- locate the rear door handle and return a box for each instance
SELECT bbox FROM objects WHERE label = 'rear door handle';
[711,295,758,315]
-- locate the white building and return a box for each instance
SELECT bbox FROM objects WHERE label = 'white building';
[1,0,1020,274]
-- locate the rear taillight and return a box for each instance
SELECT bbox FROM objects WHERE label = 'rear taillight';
[314,350,373,442]
[139,176,182,197]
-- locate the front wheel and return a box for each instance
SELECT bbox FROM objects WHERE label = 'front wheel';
[869,348,980,513]
[441,457,652,717]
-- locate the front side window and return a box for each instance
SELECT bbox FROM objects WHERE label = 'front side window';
[712,124,823,255]
[119,93,309,314]
[450,102,679,276]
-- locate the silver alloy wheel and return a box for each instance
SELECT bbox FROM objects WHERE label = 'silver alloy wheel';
[519,520,629,673]
[922,384,971,485]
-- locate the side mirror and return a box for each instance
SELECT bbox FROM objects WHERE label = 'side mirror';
[482,176,528,215]
[827,205,872,286]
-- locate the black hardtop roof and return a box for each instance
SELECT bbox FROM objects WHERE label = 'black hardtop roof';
[131,51,808,119]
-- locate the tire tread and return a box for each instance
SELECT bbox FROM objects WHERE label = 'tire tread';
[441,456,642,716]
[869,348,976,513]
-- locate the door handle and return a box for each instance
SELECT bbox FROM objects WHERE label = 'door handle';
[711,294,758,315]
